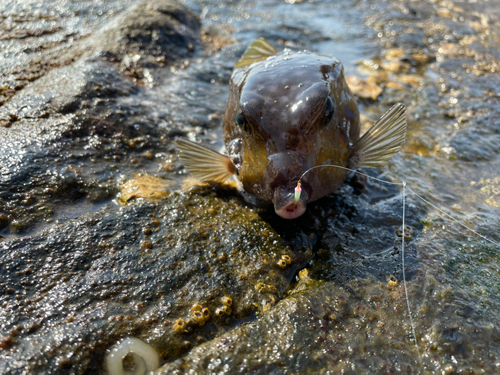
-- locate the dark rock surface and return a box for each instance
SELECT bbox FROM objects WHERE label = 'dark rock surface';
[1,0,500,374]
[0,188,311,373]
[0,0,200,235]
[158,276,421,374]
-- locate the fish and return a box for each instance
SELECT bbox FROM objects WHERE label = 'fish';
[176,38,407,219]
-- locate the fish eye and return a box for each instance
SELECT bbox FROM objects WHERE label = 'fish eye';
[236,114,245,127]
[236,113,250,132]
[325,97,335,122]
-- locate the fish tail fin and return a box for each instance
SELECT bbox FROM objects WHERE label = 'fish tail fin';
[176,139,236,183]
[235,38,278,68]
[349,103,407,168]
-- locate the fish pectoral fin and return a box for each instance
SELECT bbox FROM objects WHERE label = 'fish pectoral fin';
[176,139,236,184]
[349,103,407,169]
[235,38,278,68]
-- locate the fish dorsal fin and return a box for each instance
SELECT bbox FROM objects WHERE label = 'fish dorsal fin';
[176,139,236,183]
[349,103,407,169]
[235,38,278,68]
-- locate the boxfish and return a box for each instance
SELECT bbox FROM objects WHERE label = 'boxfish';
[177,38,407,219]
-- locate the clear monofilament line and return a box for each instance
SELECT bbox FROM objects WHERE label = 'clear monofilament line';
[298,165,499,247]
[297,163,420,353]
[296,162,498,362]
[406,186,500,247]
[402,182,420,360]
[298,164,404,187]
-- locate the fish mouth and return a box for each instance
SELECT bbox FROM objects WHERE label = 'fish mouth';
[275,199,306,219]
[272,185,309,219]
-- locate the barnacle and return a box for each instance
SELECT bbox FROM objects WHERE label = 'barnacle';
[255,282,265,292]
[277,259,287,268]
[215,307,225,317]
[221,296,232,307]
[298,268,310,281]
[256,282,277,294]
[388,276,398,286]
[173,318,186,333]
[262,295,277,313]
[396,225,413,240]
[215,305,231,317]
[190,303,202,313]
[276,253,292,268]
[202,307,210,322]
[189,303,211,325]
[191,310,205,326]
[141,240,153,249]
[281,254,292,265]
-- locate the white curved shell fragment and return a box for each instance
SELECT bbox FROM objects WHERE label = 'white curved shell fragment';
[105,337,160,375]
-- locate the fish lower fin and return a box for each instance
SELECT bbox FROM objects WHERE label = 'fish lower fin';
[176,139,236,183]
[235,38,278,68]
[349,103,407,169]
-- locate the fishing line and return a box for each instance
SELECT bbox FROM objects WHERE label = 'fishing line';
[405,186,499,247]
[296,164,500,359]
[401,181,420,361]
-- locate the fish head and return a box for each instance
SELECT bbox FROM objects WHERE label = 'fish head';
[224,51,360,219]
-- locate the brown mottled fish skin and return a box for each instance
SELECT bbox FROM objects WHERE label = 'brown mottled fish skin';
[223,50,360,219]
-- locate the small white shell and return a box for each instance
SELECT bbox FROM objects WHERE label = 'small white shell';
[105,337,159,375]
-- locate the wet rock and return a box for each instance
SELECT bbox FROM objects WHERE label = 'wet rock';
[299,179,421,285]
[72,0,200,78]
[0,58,137,123]
[2,0,500,373]
[0,189,310,374]
[0,0,202,235]
[0,0,200,109]
[450,128,500,162]
[157,256,500,374]
[345,76,382,101]
[155,276,417,374]
[0,0,132,107]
